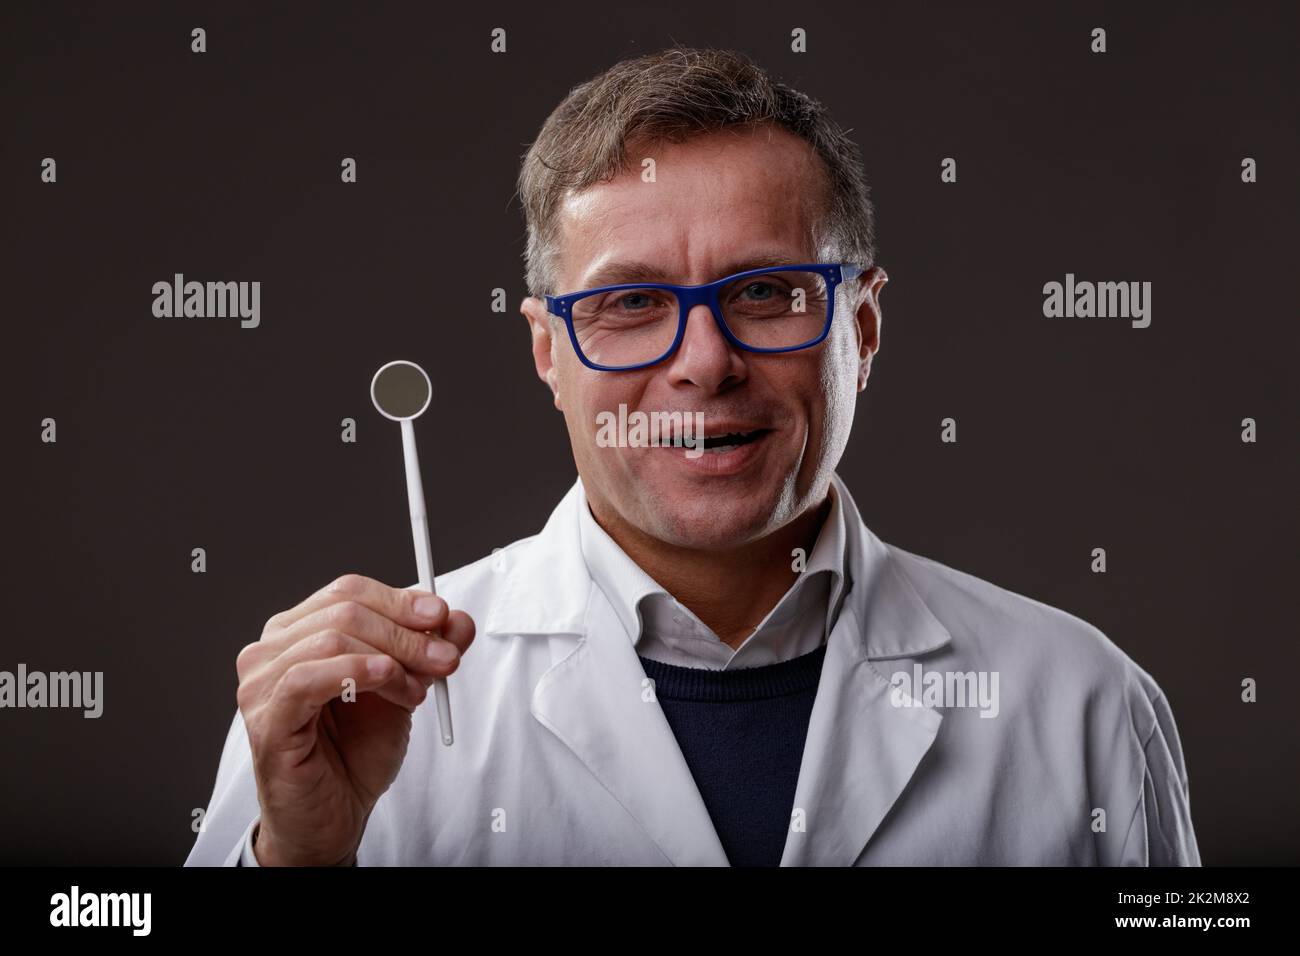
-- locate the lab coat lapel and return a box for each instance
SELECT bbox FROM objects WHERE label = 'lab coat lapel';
[781,478,951,866]
[530,607,732,866]
[486,479,729,866]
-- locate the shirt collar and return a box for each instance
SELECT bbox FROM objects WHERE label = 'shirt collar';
[480,471,952,664]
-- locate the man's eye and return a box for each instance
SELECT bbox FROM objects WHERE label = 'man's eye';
[741,282,776,300]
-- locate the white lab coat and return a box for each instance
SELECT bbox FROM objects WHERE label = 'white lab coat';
[186,472,1200,866]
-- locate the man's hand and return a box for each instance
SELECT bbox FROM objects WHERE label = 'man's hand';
[236,573,476,865]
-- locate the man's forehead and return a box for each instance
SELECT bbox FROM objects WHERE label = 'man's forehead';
[576,251,815,289]
[554,126,824,290]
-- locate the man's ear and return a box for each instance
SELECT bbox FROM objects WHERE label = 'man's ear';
[853,266,888,392]
[521,296,563,409]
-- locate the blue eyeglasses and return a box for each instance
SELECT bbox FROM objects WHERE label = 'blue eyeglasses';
[544,262,865,371]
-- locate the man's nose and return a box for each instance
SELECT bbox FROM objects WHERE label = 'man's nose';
[663,302,747,389]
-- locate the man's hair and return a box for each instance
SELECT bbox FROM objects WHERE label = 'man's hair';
[515,46,877,298]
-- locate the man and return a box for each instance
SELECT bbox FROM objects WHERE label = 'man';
[186,47,1200,866]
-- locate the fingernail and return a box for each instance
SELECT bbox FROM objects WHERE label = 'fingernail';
[413,595,442,619]
[425,639,456,664]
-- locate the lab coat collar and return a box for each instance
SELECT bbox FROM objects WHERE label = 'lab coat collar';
[480,479,592,638]
[488,472,952,865]
[484,472,951,662]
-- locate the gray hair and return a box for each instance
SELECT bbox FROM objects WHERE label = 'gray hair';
[515,46,877,298]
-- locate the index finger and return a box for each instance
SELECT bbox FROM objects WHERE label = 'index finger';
[267,573,446,634]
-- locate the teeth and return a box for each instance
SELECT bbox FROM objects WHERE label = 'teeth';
[705,443,742,454]
[663,429,765,449]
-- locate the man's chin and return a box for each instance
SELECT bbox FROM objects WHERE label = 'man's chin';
[640,498,780,550]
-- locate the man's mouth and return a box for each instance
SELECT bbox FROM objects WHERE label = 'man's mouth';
[668,428,772,454]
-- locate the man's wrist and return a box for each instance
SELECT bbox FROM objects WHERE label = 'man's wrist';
[252,820,294,867]
[239,819,261,867]
[250,819,265,865]
[254,821,358,867]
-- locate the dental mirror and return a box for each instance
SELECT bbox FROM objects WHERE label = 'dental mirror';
[370,360,453,746]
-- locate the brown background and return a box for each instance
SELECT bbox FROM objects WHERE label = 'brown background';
[2,0,1296,864]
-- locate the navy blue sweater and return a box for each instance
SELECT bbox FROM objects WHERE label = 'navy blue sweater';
[637,644,828,866]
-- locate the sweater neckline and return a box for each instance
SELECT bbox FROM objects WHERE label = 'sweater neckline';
[637,644,828,703]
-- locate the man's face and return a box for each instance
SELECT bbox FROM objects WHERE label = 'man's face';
[522,123,886,550]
